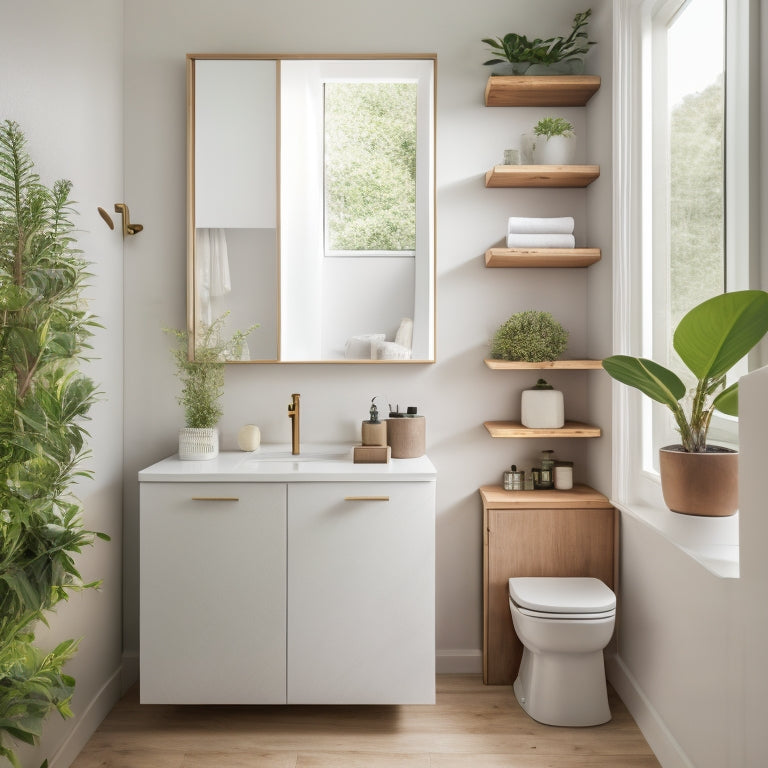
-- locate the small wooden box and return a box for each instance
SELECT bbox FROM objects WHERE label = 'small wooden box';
[353,445,391,464]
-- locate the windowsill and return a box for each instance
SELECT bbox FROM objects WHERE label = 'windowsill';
[612,499,740,579]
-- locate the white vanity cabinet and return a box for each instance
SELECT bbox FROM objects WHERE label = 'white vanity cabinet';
[139,450,436,705]
[287,482,435,704]
[139,482,288,704]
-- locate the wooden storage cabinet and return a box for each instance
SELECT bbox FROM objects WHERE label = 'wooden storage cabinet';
[480,486,617,685]
[140,482,288,703]
[287,482,435,704]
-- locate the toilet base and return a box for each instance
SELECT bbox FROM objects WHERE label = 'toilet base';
[513,647,611,727]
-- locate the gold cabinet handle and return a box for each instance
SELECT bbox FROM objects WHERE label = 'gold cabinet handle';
[190,496,240,502]
[344,496,390,502]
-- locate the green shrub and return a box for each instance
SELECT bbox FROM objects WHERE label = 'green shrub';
[0,119,108,767]
[490,310,569,362]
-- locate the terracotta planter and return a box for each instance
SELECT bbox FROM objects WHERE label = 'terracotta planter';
[659,445,738,517]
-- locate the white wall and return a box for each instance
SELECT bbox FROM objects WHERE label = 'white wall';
[122,0,611,672]
[0,2,125,767]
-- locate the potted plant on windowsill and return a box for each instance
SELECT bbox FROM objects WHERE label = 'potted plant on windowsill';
[481,8,596,76]
[166,314,256,460]
[603,290,768,517]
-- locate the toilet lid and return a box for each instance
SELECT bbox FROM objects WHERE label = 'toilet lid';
[508,577,616,614]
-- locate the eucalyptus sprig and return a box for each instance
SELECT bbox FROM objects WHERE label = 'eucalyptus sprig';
[165,313,258,429]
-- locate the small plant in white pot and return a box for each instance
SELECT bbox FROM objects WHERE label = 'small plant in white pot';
[603,290,768,516]
[532,116,575,165]
[166,314,256,460]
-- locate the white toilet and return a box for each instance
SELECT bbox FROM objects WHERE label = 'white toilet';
[508,576,616,727]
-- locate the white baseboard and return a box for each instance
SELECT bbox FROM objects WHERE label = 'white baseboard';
[436,649,483,674]
[606,653,695,768]
[48,664,123,768]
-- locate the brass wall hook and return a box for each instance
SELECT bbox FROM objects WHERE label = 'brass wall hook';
[113,203,143,236]
[97,206,115,229]
[99,203,143,236]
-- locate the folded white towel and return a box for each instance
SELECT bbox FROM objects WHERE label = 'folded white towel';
[345,333,386,360]
[506,233,576,248]
[374,340,412,360]
[507,216,575,235]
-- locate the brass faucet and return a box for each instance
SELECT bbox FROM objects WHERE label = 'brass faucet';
[288,393,300,455]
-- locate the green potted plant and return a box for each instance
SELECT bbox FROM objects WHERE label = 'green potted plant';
[490,310,569,362]
[531,116,576,165]
[603,289,768,516]
[0,119,108,767]
[482,8,596,76]
[166,314,256,460]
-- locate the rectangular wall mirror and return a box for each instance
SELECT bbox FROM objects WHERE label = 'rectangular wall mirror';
[187,53,436,363]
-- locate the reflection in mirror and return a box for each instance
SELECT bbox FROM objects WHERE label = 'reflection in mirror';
[187,54,435,363]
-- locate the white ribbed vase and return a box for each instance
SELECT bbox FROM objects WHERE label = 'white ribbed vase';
[178,427,219,461]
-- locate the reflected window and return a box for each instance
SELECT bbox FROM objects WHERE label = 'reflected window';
[324,82,417,256]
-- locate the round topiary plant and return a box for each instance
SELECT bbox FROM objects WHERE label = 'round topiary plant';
[490,310,569,362]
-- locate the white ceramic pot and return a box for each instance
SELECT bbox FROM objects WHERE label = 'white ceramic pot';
[178,427,219,460]
[521,389,565,429]
[533,134,575,166]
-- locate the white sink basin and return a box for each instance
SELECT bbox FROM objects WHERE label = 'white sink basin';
[240,444,352,464]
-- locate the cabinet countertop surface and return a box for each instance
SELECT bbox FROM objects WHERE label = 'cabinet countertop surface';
[138,445,436,482]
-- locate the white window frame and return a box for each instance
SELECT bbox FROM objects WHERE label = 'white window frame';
[612,0,757,509]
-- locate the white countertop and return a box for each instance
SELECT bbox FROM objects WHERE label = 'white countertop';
[138,444,437,483]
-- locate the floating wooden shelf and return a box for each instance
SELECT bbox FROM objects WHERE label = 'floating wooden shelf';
[485,247,601,268]
[483,420,601,438]
[485,165,600,188]
[479,484,612,509]
[484,75,601,107]
[484,359,603,370]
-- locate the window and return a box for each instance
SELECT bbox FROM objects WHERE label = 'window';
[648,0,733,460]
[613,0,756,507]
[324,82,417,256]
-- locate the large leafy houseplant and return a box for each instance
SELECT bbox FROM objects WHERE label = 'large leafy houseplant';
[603,290,768,516]
[0,120,107,767]
[603,290,768,452]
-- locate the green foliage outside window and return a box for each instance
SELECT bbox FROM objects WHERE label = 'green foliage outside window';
[324,82,417,253]
[670,75,725,329]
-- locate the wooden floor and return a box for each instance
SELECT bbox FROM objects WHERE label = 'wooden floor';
[71,676,661,768]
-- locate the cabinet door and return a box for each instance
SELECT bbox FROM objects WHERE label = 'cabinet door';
[140,482,287,703]
[287,482,435,704]
[485,505,616,685]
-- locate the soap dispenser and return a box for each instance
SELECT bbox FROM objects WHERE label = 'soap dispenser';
[521,378,564,429]
[361,397,387,447]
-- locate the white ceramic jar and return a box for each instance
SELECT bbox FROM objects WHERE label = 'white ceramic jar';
[237,424,262,451]
[521,379,565,429]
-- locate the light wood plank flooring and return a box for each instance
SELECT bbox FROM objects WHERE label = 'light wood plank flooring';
[70,676,661,768]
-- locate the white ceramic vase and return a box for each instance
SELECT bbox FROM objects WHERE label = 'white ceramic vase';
[178,427,219,460]
[533,134,575,166]
[521,389,565,429]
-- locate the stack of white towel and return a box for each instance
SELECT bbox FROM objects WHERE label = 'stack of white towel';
[506,216,575,248]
